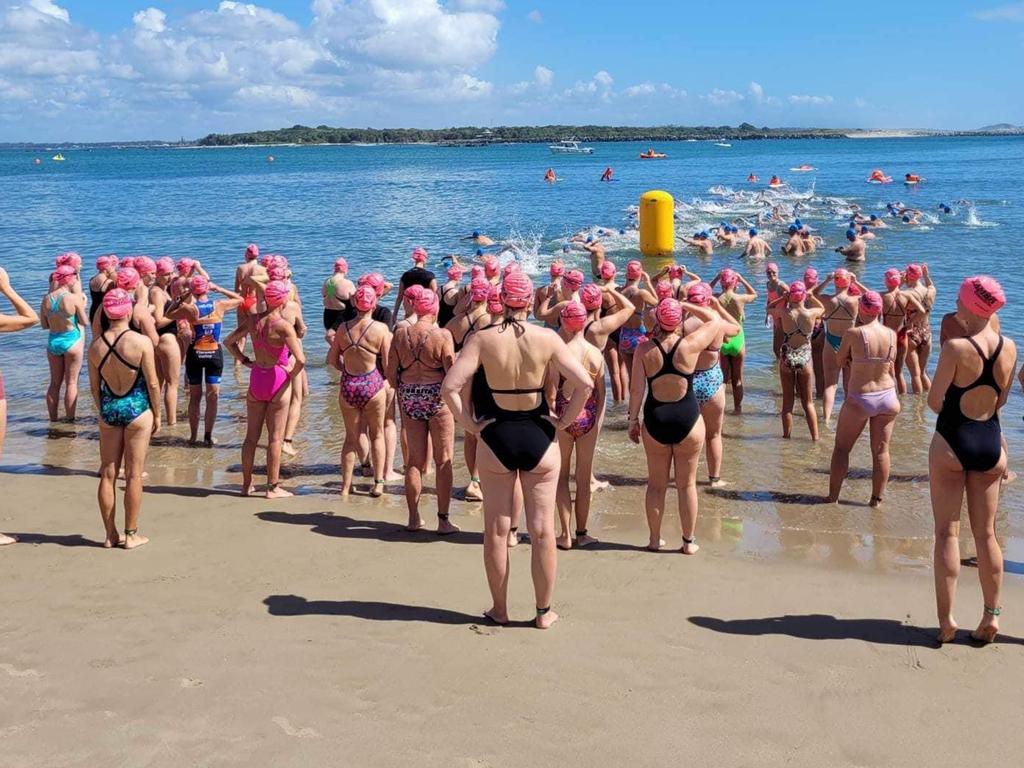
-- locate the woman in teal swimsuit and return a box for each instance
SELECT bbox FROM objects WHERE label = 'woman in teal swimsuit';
[40,265,88,421]
[87,289,161,550]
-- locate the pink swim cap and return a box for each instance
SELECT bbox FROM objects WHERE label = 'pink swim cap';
[959,275,1005,318]
[560,300,588,332]
[412,246,428,264]
[834,268,851,288]
[259,254,272,268]
[720,268,739,288]
[470,277,490,302]
[803,267,819,287]
[117,267,140,291]
[353,284,378,312]
[626,260,642,280]
[580,283,603,311]
[358,272,386,297]
[687,282,713,306]
[788,281,807,302]
[245,244,259,262]
[190,275,209,295]
[503,262,519,278]
[906,263,923,281]
[155,257,175,276]
[414,289,439,317]
[563,269,584,290]
[668,264,683,280]
[599,261,616,280]
[655,280,673,300]
[176,258,195,276]
[501,272,533,309]
[766,262,779,275]
[268,264,288,282]
[483,256,500,279]
[96,254,117,272]
[470,264,484,280]
[102,288,133,320]
[55,251,81,269]
[859,290,883,317]
[134,256,156,276]
[884,268,902,289]
[848,283,861,297]
[264,280,290,309]
[487,286,504,315]
[404,285,424,308]
[334,258,348,274]
[120,257,136,271]
[655,298,683,331]
[446,264,464,281]
[550,260,565,278]
[52,265,77,286]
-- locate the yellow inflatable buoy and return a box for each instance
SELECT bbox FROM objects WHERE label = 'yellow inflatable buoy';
[639,190,674,257]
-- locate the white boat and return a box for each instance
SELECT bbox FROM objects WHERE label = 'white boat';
[715,142,731,148]
[549,139,594,155]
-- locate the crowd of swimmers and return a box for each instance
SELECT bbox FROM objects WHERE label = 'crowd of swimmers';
[0,239,1017,641]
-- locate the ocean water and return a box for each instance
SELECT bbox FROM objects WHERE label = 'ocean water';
[1,137,1022,569]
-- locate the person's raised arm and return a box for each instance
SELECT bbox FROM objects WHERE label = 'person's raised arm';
[811,274,832,297]
[805,292,825,318]
[596,287,634,333]
[679,302,721,354]
[737,274,758,302]
[0,269,39,332]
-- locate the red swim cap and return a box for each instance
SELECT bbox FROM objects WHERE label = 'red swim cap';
[803,267,818,287]
[353,284,378,312]
[176,258,195,276]
[655,298,683,330]
[668,264,683,280]
[766,262,779,275]
[580,283,603,311]
[96,254,117,272]
[103,288,133,320]
[959,275,1005,318]
[470,265,484,280]
[120,257,136,271]
[268,264,288,282]
[503,262,519,278]
[117,267,140,291]
[55,251,81,269]
[884,268,902,289]
[501,272,533,308]
[358,272,386,297]
[446,264,464,281]
[560,300,587,332]
[626,260,642,280]
[834,269,851,288]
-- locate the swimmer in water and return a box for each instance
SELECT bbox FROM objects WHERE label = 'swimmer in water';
[600,167,613,182]
[835,228,866,262]
[827,290,900,506]
[580,237,606,278]
[929,276,1015,645]
[858,225,876,241]
[782,225,805,256]
[681,231,714,256]
[461,230,496,247]
[743,228,772,260]
[902,212,921,226]
[544,168,556,183]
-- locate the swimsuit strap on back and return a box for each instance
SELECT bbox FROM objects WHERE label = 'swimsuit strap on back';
[343,319,375,355]
[859,327,894,363]
[963,335,1004,395]
[99,329,144,395]
[650,336,687,381]
[824,300,854,322]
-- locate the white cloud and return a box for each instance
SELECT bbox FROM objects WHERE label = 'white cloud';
[533,65,553,88]
[132,8,166,34]
[527,9,543,23]
[703,88,744,106]
[974,3,1024,21]
[235,84,316,108]
[788,94,834,105]
[593,70,613,88]
[624,82,685,98]
[452,0,506,11]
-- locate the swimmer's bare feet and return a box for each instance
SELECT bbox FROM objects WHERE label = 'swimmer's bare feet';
[647,538,666,552]
[937,619,959,644]
[281,439,297,457]
[464,480,483,502]
[1,533,17,546]
[242,484,255,498]
[556,533,572,551]
[732,406,742,415]
[970,608,1000,644]
[369,481,385,498]
[869,495,883,508]
[437,516,460,535]
[123,531,149,550]
[535,608,559,630]
[266,484,293,499]
[576,532,598,548]
[483,608,508,626]
[405,514,426,532]
[507,528,519,548]
[708,477,728,489]
[681,536,700,555]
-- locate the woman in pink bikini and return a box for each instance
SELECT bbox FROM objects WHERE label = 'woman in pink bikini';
[550,300,605,550]
[225,280,305,499]
[826,291,900,506]
[328,283,392,497]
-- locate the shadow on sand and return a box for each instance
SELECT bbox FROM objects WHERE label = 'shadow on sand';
[256,510,483,545]
[7,532,101,547]
[689,613,1024,647]
[263,594,533,627]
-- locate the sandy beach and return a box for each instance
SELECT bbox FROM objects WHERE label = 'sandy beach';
[3,464,1023,768]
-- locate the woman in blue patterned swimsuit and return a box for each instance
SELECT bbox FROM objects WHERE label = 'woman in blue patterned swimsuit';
[87,289,161,550]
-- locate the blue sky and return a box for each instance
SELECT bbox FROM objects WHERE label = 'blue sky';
[0,0,1021,141]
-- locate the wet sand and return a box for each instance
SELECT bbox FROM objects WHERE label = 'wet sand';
[3,450,1024,766]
